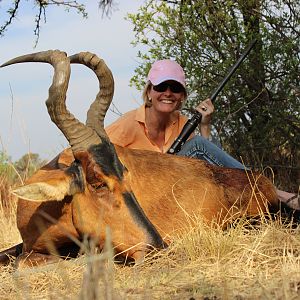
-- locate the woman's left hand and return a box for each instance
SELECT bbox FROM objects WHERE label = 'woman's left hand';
[194,98,214,139]
[195,98,214,125]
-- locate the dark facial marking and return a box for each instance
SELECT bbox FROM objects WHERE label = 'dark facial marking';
[90,140,167,249]
[123,192,167,249]
[89,140,125,180]
[65,160,85,193]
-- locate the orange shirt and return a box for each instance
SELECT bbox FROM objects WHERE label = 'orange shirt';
[105,104,191,153]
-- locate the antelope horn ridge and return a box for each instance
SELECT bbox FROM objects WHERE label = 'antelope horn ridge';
[1,50,111,152]
[69,52,114,139]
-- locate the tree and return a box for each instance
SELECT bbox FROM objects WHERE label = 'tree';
[128,0,300,190]
[0,151,46,183]
[0,151,14,182]
[0,0,116,44]
[0,151,15,210]
[14,153,47,182]
[0,151,45,210]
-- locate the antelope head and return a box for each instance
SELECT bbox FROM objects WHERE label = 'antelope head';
[1,51,166,261]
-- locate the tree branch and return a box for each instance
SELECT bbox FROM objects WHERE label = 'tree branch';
[0,0,21,36]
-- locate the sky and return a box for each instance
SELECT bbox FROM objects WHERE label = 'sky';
[0,1,144,161]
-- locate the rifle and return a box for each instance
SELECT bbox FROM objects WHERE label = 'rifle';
[167,39,257,154]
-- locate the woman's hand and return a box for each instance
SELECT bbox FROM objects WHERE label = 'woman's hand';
[195,98,214,125]
[195,98,214,139]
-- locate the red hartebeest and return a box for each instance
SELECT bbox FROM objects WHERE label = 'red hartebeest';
[0,51,281,268]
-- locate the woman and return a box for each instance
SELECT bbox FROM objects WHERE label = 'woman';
[106,59,299,208]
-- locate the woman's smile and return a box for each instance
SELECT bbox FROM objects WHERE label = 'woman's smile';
[160,99,177,104]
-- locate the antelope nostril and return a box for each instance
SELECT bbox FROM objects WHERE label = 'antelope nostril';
[161,240,168,249]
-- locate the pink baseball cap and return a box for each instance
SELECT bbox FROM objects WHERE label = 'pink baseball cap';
[147,59,186,87]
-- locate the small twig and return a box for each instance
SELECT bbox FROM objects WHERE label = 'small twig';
[109,101,123,117]
[0,0,21,36]
[218,89,265,134]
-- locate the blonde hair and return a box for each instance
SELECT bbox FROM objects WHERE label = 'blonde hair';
[142,81,153,107]
[142,81,187,109]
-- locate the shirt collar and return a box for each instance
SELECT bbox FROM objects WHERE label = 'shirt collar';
[135,104,147,123]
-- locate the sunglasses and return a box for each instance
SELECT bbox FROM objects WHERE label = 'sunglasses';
[152,82,185,93]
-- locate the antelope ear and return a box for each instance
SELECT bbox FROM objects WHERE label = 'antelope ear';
[12,181,72,202]
[12,162,85,202]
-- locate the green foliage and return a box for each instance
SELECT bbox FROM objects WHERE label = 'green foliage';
[0,151,45,210]
[0,152,15,210]
[14,153,46,182]
[0,151,14,183]
[128,0,300,190]
[0,151,46,185]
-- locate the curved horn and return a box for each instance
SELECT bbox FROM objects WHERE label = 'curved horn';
[69,52,114,139]
[1,50,104,152]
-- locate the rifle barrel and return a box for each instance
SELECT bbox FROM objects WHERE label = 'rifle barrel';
[210,39,257,101]
[167,39,257,154]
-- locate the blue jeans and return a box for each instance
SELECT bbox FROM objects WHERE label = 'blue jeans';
[176,136,246,169]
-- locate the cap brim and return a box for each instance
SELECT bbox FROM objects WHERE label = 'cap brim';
[150,76,185,87]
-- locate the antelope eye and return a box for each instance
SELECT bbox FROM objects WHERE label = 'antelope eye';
[91,182,107,190]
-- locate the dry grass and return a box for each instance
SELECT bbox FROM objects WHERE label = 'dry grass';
[0,189,20,250]
[0,203,300,300]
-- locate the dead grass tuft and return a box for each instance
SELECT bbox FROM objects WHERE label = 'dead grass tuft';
[1,204,300,299]
[0,168,299,299]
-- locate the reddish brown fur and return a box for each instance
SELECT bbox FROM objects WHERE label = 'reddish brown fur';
[14,145,278,267]
[0,50,280,268]
[118,147,278,230]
